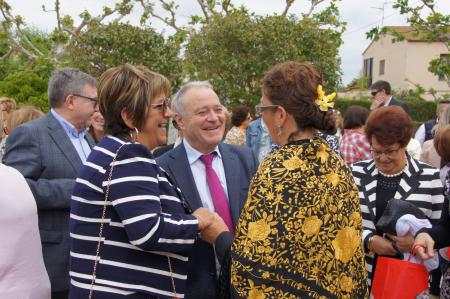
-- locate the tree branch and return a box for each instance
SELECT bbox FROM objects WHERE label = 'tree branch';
[197,0,210,21]
[0,5,39,61]
[138,0,188,33]
[0,47,13,60]
[282,0,295,17]
[0,3,44,58]
[303,0,326,17]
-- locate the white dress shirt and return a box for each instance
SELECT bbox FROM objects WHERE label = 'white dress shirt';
[183,139,229,212]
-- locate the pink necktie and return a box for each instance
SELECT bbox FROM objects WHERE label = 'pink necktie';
[199,153,234,234]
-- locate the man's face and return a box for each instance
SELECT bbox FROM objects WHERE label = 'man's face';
[371,89,387,103]
[72,84,98,132]
[177,87,225,153]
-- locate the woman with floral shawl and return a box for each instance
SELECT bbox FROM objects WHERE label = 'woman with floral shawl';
[229,61,368,298]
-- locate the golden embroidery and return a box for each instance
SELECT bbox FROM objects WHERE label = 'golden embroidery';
[302,216,323,237]
[332,226,360,263]
[231,138,368,298]
[340,275,355,292]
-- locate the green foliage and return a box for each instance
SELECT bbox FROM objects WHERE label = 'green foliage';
[335,98,436,123]
[184,3,345,109]
[0,57,54,112]
[0,28,54,111]
[67,22,183,90]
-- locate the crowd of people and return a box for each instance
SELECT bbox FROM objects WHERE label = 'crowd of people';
[0,62,449,299]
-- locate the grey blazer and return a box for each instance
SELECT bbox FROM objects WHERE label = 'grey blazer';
[157,142,258,299]
[3,113,94,292]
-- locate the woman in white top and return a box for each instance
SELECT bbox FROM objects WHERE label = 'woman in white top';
[0,164,50,299]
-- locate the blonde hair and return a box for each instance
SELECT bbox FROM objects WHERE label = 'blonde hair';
[98,64,170,137]
[6,106,44,132]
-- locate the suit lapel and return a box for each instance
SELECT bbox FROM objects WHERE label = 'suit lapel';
[394,155,421,200]
[219,143,241,226]
[167,144,203,210]
[46,113,82,173]
[360,161,378,221]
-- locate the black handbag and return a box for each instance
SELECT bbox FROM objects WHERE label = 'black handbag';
[375,199,427,235]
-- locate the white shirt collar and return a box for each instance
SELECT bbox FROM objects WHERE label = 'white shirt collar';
[183,139,221,165]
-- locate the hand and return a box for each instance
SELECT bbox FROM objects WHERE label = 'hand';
[192,208,215,231]
[370,96,384,110]
[371,235,398,256]
[200,213,229,244]
[413,232,435,260]
[386,233,414,253]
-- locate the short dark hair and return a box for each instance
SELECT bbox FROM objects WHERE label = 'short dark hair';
[370,80,391,95]
[365,106,413,148]
[98,64,170,137]
[48,68,97,108]
[231,106,251,127]
[343,105,370,129]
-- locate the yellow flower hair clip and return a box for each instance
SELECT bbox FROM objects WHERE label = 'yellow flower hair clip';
[315,84,336,112]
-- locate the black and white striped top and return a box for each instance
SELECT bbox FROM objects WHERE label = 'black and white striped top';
[69,136,198,298]
[352,156,444,285]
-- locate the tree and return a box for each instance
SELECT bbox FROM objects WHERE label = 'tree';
[140,0,345,108]
[0,0,134,64]
[67,22,183,89]
[367,0,449,87]
[0,28,54,110]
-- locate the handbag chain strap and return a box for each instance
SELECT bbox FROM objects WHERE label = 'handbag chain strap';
[89,143,125,299]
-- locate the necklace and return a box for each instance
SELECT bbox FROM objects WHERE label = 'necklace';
[378,160,408,178]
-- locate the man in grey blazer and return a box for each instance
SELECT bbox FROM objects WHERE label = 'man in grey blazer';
[157,81,258,299]
[3,68,97,298]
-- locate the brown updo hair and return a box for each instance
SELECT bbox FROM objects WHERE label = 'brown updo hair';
[434,125,450,163]
[261,61,335,133]
[365,106,413,148]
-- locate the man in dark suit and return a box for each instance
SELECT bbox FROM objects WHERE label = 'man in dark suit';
[369,80,410,115]
[157,81,258,299]
[3,68,97,299]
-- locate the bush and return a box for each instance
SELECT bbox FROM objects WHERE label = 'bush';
[335,98,436,124]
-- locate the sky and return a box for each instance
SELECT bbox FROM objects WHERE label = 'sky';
[5,0,450,85]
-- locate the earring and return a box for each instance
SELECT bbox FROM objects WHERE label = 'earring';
[129,127,139,143]
[277,124,282,136]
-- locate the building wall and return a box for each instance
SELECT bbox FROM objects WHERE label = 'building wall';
[363,34,408,90]
[362,34,449,100]
[404,41,449,92]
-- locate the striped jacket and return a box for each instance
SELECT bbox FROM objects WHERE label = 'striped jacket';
[352,155,444,285]
[69,136,198,298]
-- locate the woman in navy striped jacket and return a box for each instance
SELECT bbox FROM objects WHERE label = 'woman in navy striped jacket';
[352,106,444,291]
[69,64,216,298]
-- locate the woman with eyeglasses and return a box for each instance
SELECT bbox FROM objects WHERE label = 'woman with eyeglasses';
[227,61,368,298]
[352,105,444,290]
[224,106,252,146]
[69,64,217,298]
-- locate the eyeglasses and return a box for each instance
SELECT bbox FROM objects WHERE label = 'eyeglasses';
[73,94,98,103]
[370,147,401,159]
[151,98,171,114]
[371,90,381,97]
[255,104,280,114]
